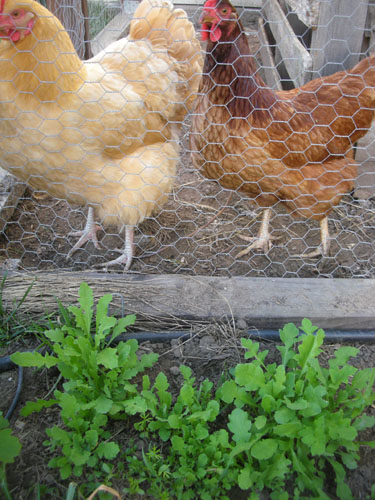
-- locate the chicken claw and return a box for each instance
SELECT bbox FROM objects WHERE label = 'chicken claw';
[67,207,102,259]
[294,217,330,258]
[98,225,135,272]
[236,208,278,257]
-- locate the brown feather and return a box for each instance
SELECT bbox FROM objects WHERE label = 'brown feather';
[191,0,375,221]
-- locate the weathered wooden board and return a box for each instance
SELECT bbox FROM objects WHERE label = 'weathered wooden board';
[309,0,368,77]
[1,271,375,330]
[262,0,312,87]
[257,17,282,91]
[46,0,90,59]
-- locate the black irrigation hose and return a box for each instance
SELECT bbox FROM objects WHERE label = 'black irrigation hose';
[4,365,23,421]
[2,328,375,373]
[2,328,375,419]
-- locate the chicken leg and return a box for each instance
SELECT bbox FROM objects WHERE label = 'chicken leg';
[98,225,135,271]
[297,217,330,258]
[235,208,277,257]
[67,207,101,259]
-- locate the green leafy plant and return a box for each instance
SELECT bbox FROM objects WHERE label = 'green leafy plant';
[125,319,375,500]
[11,282,158,483]
[126,365,233,500]
[0,412,22,500]
[216,319,375,499]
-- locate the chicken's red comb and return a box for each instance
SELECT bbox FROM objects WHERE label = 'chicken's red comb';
[203,0,217,8]
[0,0,5,13]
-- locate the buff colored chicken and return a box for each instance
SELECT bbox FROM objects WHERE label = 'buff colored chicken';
[191,0,375,258]
[0,0,202,269]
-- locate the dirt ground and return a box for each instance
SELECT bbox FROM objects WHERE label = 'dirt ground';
[2,330,375,500]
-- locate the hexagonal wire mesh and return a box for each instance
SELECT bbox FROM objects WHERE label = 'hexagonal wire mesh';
[0,0,374,278]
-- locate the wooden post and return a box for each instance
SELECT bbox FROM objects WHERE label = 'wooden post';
[310,0,368,77]
[262,0,312,87]
[45,0,90,59]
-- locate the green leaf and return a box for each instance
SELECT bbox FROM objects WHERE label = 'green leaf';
[46,426,70,445]
[354,414,375,431]
[171,435,185,452]
[206,400,220,421]
[111,314,137,340]
[228,408,251,442]
[216,429,230,448]
[296,329,324,373]
[10,351,57,368]
[93,395,113,414]
[124,396,148,415]
[179,365,192,380]
[155,372,169,392]
[278,322,299,366]
[241,339,260,359]
[218,380,237,404]
[251,439,278,460]
[327,458,354,500]
[285,398,308,410]
[301,417,326,455]
[97,316,117,339]
[86,429,98,448]
[20,398,58,417]
[274,407,294,424]
[254,415,267,429]
[195,424,209,440]
[159,427,171,442]
[198,453,208,467]
[95,293,113,333]
[68,284,92,338]
[300,318,318,335]
[45,328,65,343]
[0,428,21,463]
[58,393,79,421]
[97,348,118,369]
[301,385,327,417]
[180,384,195,406]
[235,364,265,391]
[238,465,254,490]
[340,452,359,470]
[261,394,275,413]
[97,441,119,460]
[59,462,72,480]
[274,422,302,437]
[168,414,181,429]
[329,346,359,369]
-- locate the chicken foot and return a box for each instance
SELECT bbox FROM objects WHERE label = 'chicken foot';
[296,217,330,258]
[67,207,102,259]
[235,208,278,257]
[98,225,135,272]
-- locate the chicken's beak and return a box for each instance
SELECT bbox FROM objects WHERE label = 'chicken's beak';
[199,8,221,42]
[199,10,217,25]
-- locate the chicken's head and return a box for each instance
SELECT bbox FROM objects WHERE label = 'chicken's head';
[200,0,239,42]
[0,0,36,43]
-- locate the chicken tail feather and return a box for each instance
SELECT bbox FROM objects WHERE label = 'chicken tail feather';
[129,0,202,108]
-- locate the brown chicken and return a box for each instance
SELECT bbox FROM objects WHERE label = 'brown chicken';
[190,0,375,258]
[0,0,202,269]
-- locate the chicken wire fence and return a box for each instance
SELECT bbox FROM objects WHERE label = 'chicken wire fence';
[0,0,375,279]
